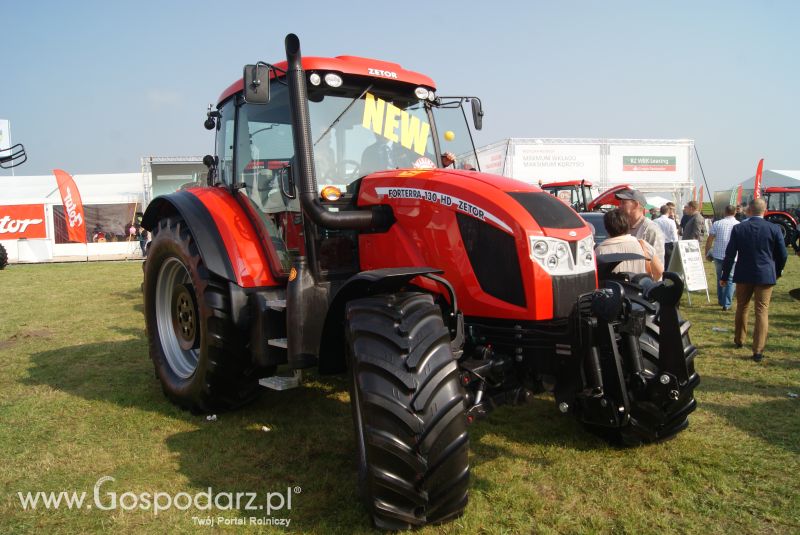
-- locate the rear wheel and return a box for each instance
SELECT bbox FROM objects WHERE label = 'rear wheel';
[143,217,261,412]
[767,214,795,247]
[346,292,470,530]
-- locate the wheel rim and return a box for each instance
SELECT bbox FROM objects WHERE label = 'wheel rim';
[155,257,200,379]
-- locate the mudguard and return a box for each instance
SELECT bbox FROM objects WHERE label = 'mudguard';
[318,267,445,374]
[142,188,281,288]
[142,191,236,282]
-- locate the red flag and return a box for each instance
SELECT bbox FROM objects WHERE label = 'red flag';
[736,185,743,205]
[692,185,697,202]
[753,158,764,199]
[698,185,704,204]
[53,169,87,243]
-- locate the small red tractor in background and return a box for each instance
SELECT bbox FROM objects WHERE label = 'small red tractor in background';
[141,34,698,529]
[540,179,631,213]
[763,186,800,249]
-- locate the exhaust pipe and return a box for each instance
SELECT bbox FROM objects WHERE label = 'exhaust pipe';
[284,33,384,230]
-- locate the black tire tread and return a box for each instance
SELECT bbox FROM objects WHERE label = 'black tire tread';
[347,292,469,530]
[145,217,261,413]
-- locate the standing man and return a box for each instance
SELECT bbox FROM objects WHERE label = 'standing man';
[720,198,788,362]
[682,200,707,242]
[653,204,679,268]
[615,188,665,263]
[705,205,739,310]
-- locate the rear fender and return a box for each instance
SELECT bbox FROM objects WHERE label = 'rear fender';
[142,188,281,288]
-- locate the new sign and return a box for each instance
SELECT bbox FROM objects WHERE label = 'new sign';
[0,204,47,239]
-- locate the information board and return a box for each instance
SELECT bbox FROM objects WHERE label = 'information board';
[667,239,710,303]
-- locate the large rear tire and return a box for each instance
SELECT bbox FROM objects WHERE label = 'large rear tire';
[767,214,796,247]
[346,292,470,530]
[143,217,261,412]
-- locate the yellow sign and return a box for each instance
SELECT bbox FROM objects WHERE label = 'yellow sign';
[362,93,430,156]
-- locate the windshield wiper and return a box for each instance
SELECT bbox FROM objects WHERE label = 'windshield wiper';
[313,84,373,146]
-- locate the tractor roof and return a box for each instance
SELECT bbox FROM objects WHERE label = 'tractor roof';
[541,180,593,188]
[765,186,800,193]
[218,56,436,105]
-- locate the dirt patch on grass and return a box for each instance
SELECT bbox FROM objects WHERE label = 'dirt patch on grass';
[0,328,54,350]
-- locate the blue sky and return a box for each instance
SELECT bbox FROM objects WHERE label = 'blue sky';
[1,0,798,192]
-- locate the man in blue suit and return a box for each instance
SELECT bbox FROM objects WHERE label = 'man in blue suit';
[720,198,788,362]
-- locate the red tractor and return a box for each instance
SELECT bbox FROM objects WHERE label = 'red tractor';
[763,186,800,249]
[142,34,698,529]
[541,180,632,212]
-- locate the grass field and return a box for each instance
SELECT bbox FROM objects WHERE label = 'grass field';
[1,258,799,534]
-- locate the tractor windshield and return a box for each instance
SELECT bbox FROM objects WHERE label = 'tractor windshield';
[308,87,437,187]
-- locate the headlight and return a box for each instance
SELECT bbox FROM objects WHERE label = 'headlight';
[533,240,548,258]
[529,236,595,275]
[414,87,429,100]
[309,73,321,86]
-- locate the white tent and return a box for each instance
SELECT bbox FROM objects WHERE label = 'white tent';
[1,172,145,263]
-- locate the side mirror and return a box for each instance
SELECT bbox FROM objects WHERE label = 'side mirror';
[243,63,270,104]
[471,98,484,131]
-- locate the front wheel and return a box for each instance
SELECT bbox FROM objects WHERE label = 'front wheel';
[346,292,470,530]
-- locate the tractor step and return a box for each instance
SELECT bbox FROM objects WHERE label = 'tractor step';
[268,338,288,348]
[259,370,302,391]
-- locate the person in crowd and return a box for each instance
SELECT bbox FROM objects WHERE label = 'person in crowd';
[615,188,665,263]
[666,201,682,237]
[595,209,663,279]
[653,204,679,268]
[705,205,740,310]
[680,203,692,233]
[720,198,788,362]
[441,151,456,168]
[734,203,747,222]
[682,200,707,242]
[649,207,659,220]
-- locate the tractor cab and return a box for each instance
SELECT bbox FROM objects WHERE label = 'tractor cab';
[763,186,800,246]
[540,180,595,212]
[206,54,484,280]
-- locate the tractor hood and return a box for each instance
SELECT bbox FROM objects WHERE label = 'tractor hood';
[358,168,592,242]
[357,168,597,321]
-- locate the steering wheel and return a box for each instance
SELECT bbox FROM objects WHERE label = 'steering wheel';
[340,159,361,181]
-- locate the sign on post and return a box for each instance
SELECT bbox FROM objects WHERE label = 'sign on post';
[667,239,710,304]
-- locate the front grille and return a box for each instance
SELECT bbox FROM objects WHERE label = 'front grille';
[457,213,526,307]
[552,271,597,318]
[507,192,585,229]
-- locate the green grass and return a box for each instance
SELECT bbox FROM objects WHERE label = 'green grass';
[1,258,799,534]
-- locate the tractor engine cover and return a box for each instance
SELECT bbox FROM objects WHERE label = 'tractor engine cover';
[357,169,598,321]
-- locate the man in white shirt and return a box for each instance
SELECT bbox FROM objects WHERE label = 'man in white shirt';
[653,204,679,268]
[705,205,740,310]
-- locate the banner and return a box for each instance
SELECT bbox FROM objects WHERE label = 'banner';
[728,184,744,206]
[753,159,764,199]
[0,204,47,239]
[53,169,87,243]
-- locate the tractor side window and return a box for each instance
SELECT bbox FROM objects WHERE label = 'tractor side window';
[784,192,800,213]
[767,194,782,211]
[215,100,235,186]
[233,84,297,272]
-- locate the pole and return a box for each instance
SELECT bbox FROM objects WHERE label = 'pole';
[694,146,717,217]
